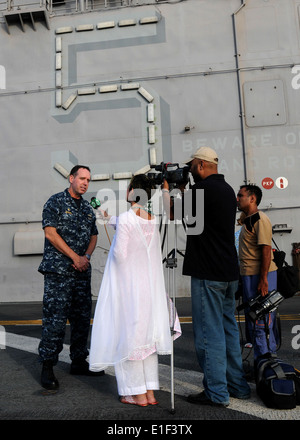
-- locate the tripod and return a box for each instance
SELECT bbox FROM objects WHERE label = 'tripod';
[160,216,184,414]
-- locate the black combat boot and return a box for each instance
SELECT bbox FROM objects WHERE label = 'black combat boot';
[70,357,105,376]
[41,360,59,390]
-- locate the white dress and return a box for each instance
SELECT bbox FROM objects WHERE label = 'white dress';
[89,208,180,371]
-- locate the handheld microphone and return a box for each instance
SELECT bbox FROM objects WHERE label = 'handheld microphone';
[90,197,101,209]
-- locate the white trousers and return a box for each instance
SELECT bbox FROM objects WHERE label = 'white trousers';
[114,353,159,396]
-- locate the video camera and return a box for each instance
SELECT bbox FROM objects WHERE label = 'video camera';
[237,290,284,322]
[148,162,190,189]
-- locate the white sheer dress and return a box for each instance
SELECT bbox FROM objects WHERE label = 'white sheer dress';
[89,208,181,375]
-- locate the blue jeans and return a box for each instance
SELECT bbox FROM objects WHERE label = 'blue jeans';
[191,277,250,405]
[242,271,278,359]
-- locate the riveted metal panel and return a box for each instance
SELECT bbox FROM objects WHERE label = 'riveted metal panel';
[243,80,287,127]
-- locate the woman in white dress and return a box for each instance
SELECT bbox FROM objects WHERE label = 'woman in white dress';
[89,174,181,407]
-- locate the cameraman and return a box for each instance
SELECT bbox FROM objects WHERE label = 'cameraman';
[237,184,278,359]
[162,147,250,407]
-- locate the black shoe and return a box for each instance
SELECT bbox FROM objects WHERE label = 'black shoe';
[187,391,228,407]
[70,359,105,376]
[229,392,251,400]
[41,360,59,390]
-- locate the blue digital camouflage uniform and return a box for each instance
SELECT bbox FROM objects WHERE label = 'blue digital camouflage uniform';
[38,188,98,365]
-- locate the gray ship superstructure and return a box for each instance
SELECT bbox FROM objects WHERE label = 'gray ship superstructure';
[0,0,299,302]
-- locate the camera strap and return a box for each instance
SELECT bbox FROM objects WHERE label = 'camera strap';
[261,311,282,352]
[263,315,271,351]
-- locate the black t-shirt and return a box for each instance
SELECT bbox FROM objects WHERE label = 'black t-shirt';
[182,174,239,282]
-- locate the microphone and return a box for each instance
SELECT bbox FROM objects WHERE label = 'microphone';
[90,197,112,244]
[90,197,101,209]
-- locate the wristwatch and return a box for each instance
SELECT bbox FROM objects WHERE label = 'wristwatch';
[85,253,91,260]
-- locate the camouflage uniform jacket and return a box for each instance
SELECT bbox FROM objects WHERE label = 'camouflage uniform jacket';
[38,188,98,276]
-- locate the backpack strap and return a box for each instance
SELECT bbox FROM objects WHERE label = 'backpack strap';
[270,361,286,380]
[257,357,285,383]
[272,238,280,251]
[272,238,288,266]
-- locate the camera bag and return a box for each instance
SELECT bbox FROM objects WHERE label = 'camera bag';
[272,239,300,299]
[294,369,300,405]
[277,262,299,298]
[255,355,298,409]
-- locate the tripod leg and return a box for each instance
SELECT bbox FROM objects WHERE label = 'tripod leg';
[170,224,178,414]
[162,219,178,414]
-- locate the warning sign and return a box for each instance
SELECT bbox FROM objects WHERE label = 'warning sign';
[262,177,274,189]
[275,177,288,189]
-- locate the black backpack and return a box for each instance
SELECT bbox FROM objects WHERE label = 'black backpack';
[255,354,299,409]
[272,239,300,299]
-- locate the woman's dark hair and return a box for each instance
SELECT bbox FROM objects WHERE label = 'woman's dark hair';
[128,174,156,204]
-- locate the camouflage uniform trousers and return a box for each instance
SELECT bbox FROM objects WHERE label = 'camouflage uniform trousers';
[38,271,92,365]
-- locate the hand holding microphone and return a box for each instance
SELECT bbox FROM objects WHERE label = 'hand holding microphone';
[90,197,113,245]
[90,197,110,221]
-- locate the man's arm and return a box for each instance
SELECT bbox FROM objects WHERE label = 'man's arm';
[44,226,90,272]
[257,244,272,296]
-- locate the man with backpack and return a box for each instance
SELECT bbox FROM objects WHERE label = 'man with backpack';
[237,184,278,359]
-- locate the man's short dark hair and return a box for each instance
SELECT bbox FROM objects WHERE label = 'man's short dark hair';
[70,165,91,176]
[240,184,262,206]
